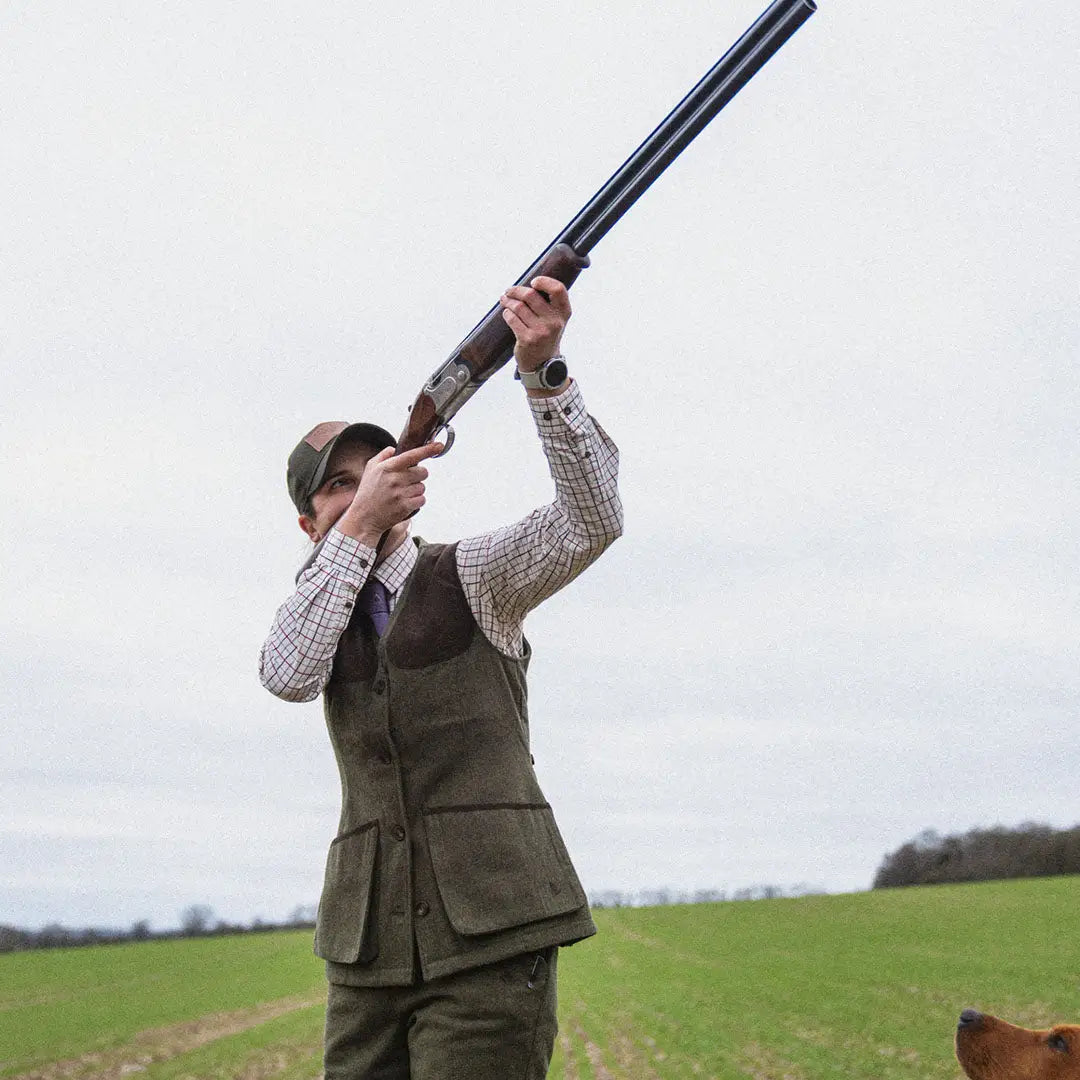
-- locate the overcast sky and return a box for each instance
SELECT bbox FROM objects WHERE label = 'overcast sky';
[2,0,1077,931]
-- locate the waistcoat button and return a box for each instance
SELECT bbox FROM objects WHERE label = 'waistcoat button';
[372,678,386,694]
[392,826,406,841]
[415,901,430,917]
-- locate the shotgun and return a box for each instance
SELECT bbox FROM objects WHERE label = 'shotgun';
[397,0,817,455]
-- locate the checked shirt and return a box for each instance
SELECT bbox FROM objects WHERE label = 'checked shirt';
[259,378,622,702]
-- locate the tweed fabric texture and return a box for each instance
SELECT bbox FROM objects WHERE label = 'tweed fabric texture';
[316,541,595,987]
[323,947,558,1080]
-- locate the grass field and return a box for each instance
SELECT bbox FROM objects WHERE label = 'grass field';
[3,875,1077,1079]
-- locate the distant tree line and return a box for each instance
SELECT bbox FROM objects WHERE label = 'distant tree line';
[0,904,317,954]
[589,883,817,908]
[873,822,1080,888]
[1,885,820,952]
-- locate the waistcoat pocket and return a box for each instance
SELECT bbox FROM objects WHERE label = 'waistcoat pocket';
[424,804,587,936]
[314,821,379,964]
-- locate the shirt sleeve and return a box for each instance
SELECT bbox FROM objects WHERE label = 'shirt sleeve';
[456,378,623,657]
[258,529,378,702]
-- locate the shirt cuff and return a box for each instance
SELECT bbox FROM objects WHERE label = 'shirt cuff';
[528,377,589,436]
[313,528,378,591]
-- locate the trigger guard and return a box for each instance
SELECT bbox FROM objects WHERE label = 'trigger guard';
[434,425,455,456]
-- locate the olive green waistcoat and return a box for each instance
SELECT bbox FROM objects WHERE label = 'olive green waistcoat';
[315,540,596,987]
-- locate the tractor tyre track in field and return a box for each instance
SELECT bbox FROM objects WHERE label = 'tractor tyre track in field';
[573,1017,615,1080]
[557,1028,580,1080]
[562,1003,617,1079]
[739,1041,808,1080]
[611,1029,663,1079]
[604,923,707,968]
[561,1001,673,1080]
[12,994,322,1080]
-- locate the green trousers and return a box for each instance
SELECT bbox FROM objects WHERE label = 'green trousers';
[324,948,559,1080]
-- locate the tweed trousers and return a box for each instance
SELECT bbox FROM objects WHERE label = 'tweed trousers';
[323,947,558,1080]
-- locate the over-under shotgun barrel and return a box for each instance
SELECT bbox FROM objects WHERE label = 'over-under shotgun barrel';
[396,0,817,452]
[557,0,817,256]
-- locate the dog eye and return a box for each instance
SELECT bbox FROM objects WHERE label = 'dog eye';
[1048,1033,1069,1053]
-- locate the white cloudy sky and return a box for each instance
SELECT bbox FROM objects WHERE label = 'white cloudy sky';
[2,0,1077,930]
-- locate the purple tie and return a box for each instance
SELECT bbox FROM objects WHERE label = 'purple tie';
[359,579,391,636]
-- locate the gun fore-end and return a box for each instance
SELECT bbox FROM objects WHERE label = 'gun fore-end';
[457,243,591,377]
[531,242,592,294]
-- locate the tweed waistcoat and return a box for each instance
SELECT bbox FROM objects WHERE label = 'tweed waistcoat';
[316,540,596,987]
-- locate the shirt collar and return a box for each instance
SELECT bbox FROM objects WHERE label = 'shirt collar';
[373,534,418,595]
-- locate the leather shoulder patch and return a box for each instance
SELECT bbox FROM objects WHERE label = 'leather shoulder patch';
[386,543,476,669]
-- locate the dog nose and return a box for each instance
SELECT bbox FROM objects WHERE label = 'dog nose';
[959,1009,984,1028]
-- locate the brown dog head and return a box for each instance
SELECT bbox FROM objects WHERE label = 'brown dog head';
[956,1010,1080,1080]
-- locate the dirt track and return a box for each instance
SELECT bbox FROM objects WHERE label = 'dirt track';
[14,995,322,1080]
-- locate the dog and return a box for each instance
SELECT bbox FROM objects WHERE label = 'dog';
[956,1009,1080,1079]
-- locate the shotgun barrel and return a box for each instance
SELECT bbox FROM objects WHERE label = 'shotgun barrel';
[397,0,817,452]
[558,0,817,256]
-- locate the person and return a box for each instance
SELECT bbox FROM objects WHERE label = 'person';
[258,275,622,1079]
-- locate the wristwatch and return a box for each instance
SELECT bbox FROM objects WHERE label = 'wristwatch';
[515,355,568,391]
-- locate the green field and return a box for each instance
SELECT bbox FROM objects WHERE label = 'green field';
[3,876,1077,1079]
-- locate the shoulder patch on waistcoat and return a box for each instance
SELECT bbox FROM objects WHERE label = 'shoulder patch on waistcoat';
[385,542,476,669]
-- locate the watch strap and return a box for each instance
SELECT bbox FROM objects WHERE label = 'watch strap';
[515,355,567,390]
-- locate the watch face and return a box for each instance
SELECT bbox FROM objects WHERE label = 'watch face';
[542,357,568,388]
